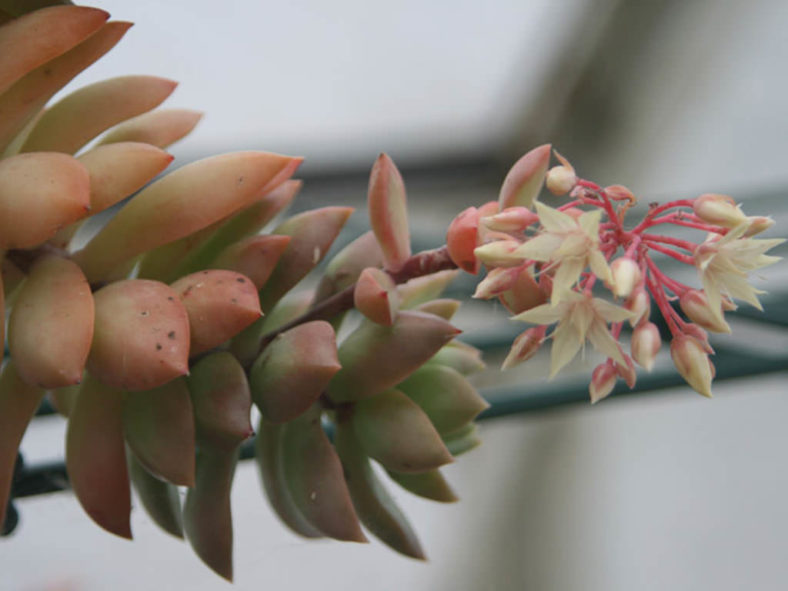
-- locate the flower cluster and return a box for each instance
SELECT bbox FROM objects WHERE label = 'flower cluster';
[447,145,784,402]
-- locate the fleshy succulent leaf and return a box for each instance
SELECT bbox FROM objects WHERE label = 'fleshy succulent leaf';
[65,374,131,539]
[98,108,203,149]
[73,151,302,282]
[249,320,340,423]
[327,311,460,403]
[0,152,89,249]
[0,5,109,95]
[20,75,178,154]
[8,255,93,388]
[0,20,132,153]
[170,270,262,356]
[121,377,196,486]
[351,389,453,473]
[88,279,190,391]
[258,206,354,311]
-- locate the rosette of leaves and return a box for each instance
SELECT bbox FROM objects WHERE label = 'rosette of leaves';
[0,3,488,580]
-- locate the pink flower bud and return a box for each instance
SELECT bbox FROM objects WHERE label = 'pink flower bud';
[682,323,714,354]
[721,295,738,312]
[501,326,546,370]
[481,207,539,232]
[562,206,585,220]
[610,257,641,298]
[545,166,577,196]
[589,362,617,404]
[743,216,774,237]
[692,193,747,228]
[446,206,481,274]
[498,266,546,314]
[473,239,524,268]
[670,334,714,398]
[631,321,661,371]
[604,185,636,203]
[615,352,637,389]
[625,286,651,327]
[679,289,730,333]
[472,267,518,299]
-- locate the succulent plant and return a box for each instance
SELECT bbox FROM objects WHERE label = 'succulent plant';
[0,1,783,582]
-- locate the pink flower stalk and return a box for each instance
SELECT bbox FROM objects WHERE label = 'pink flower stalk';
[453,148,784,401]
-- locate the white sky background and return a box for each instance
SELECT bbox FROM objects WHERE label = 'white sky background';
[59,0,581,168]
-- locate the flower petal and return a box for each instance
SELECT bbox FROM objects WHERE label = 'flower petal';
[512,302,564,325]
[535,202,577,233]
[588,249,613,285]
[514,233,563,262]
[549,322,583,378]
[592,298,635,323]
[551,257,584,305]
[578,209,602,237]
[587,320,626,366]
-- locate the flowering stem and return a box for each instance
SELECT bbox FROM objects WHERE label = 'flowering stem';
[641,233,697,252]
[631,199,694,233]
[577,179,621,232]
[659,217,726,234]
[558,200,583,211]
[646,273,681,335]
[624,234,642,258]
[644,255,689,297]
[643,241,695,265]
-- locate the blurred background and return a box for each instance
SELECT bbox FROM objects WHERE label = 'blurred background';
[5,0,788,589]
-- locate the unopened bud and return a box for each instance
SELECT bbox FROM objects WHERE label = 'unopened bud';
[473,267,518,299]
[501,326,546,370]
[610,257,641,298]
[615,352,637,389]
[561,206,585,220]
[545,166,577,195]
[631,321,661,371]
[670,334,714,398]
[679,289,730,333]
[692,193,747,228]
[682,323,713,354]
[481,207,540,232]
[446,206,481,274]
[473,240,524,268]
[625,286,651,326]
[498,266,546,313]
[589,362,617,403]
[604,184,636,203]
[743,216,774,237]
[721,295,738,312]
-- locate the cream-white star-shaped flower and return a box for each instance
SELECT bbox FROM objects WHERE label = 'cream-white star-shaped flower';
[512,292,634,378]
[514,202,612,305]
[694,222,784,322]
